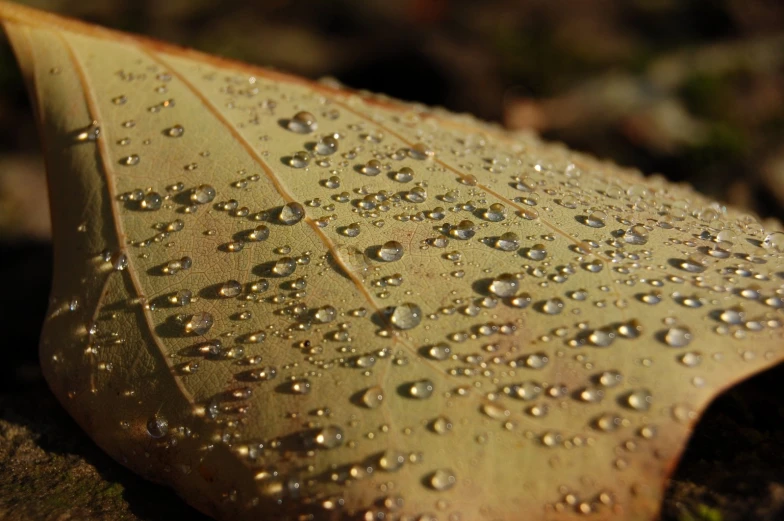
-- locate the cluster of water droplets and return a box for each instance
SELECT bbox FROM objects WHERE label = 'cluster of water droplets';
[50,48,784,521]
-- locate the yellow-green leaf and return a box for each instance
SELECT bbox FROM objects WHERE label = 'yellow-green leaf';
[1,2,783,520]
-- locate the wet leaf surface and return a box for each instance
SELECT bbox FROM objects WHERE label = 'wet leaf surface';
[0,2,782,520]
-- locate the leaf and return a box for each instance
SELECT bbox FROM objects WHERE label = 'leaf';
[1,2,783,520]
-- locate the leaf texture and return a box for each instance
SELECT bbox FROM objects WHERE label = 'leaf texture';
[1,3,783,520]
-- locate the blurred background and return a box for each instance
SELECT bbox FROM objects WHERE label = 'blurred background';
[1,1,783,520]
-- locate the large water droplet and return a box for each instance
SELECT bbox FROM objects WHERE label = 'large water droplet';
[278,202,305,225]
[184,312,214,335]
[191,184,216,204]
[287,111,318,133]
[488,273,519,297]
[389,303,422,330]
[360,386,384,408]
[378,241,404,262]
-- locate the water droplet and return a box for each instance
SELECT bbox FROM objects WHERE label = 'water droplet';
[120,154,140,166]
[719,307,745,325]
[291,379,312,395]
[191,184,216,204]
[624,389,652,411]
[165,124,184,138]
[314,305,337,323]
[409,142,434,160]
[624,225,649,245]
[495,232,520,251]
[585,210,606,228]
[588,327,616,347]
[540,298,564,315]
[112,95,127,105]
[314,426,344,449]
[140,192,162,211]
[406,379,434,399]
[428,469,456,491]
[663,326,692,347]
[378,241,404,262]
[488,273,519,297]
[219,280,242,298]
[272,257,297,277]
[315,135,339,155]
[248,225,270,241]
[378,450,406,471]
[389,303,422,330]
[360,159,382,176]
[483,203,507,222]
[287,111,318,133]
[146,416,168,438]
[762,231,784,252]
[168,289,192,306]
[431,416,453,434]
[278,202,305,225]
[360,386,384,408]
[426,342,451,361]
[525,243,547,261]
[449,220,475,240]
[393,167,414,182]
[678,351,702,367]
[184,312,213,335]
[504,381,542,400]
[74,120,100,142]
[287,151,311,168]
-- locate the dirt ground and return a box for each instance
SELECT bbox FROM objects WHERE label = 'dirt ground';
[1,1,784,520]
